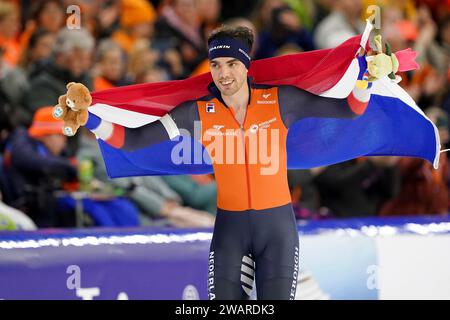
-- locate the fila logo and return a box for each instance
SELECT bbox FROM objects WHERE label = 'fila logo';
[206,103,215,113]
[262,93,271,99]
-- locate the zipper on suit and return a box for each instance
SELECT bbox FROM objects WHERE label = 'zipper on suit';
[227,107,252,209]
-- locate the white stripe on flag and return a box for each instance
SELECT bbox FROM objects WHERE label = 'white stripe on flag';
[320,21,371,100]
[352,86,371,102]
[89,103,160,128]
[319,58,360,99]
[91,119,113,140]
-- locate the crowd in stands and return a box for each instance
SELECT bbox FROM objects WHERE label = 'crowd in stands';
[0,0,449,230]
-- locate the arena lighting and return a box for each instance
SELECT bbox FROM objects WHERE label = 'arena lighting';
[0,232,213,249]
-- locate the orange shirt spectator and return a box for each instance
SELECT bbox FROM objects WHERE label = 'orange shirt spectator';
[112,0,156,54]
[190,59,210,77]
[19,0,64,53]
[93,39,128,91]
[0,1,21,67]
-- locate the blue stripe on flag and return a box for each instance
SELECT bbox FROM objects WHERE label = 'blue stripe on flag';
[96,94,438,177]
[286,94,437,168]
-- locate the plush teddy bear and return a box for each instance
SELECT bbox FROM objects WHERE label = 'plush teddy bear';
[52,82,92,136]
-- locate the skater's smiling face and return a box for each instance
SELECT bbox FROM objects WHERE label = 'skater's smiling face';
[210,57,248,96]
[207,26,254,97]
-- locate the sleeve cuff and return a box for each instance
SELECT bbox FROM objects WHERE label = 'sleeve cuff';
[86,112,101,130]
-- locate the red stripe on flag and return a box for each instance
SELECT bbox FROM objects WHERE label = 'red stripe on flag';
[91,35,364,116]
[105,124,125,148]
[347,91,369,115]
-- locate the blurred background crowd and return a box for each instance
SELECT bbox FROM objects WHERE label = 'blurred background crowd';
[0,0,449,231]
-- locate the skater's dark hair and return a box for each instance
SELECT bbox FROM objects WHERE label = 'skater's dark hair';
[208,25,254,52]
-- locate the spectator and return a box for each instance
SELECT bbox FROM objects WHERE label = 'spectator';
[442,66,450,122]
[93,0,121,40]
[77,129,215,228]
[380,107,450,216]
[380,5,447,108]
[197,0,222,41]
[0,191,37,230]
[225,17,258,56]
[22,26,94,159]
[0,1,21,67]
[438,16,450,57]
[313,0,365,49]
[19,28,55,79]
[221,0,258,22]
[93,39,130,91]
[19,0,65,50]
[1,28,55,126]
[414,0,449,22]
[283,0,316,31]
[162,175,217,214]
[314,157,401,218]
[311,0,334,28]
[2,107,78,227]
[24,28,94,124]
[127,39,162,82]
[112,0,156,54]
[363,0,417,22]
[413,6,447,74]
[255,4,314,59]
[0,83,13,152]
[155,0,207,76]
[288,168,326,220]
[134,65,168,84]
[274,42,303,56]
[251,0,284,32]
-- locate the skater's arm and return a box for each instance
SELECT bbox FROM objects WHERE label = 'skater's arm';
[86,100,199,151]
[278,56,372,128]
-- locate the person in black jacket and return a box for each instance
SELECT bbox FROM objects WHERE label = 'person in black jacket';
[0,86,12,153]
[23,28,94,157]
[314,157,401,218]
[154,0,207,77]
[24,28,94,123]
[3,107,77,227]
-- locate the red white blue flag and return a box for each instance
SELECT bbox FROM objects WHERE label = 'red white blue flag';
[88,23,440,178]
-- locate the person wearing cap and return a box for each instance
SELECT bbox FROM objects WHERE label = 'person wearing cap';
[2,106,77,227]
[84,25,376,299]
